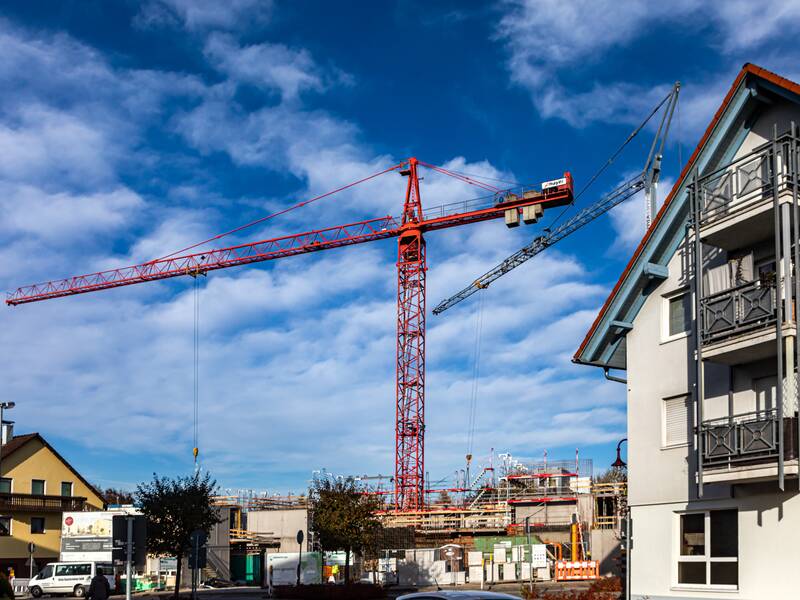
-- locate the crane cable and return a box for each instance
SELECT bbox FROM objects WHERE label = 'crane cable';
[157,162,405,261]
[541,86,678,234]
[466,291,485,462]
[192,275,200,470]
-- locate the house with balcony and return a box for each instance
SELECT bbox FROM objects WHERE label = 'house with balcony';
[574,63,800,598]
[0,423,105,577]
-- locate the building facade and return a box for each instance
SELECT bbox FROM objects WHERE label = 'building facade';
[575,64,800,598]
[0,426,105,576]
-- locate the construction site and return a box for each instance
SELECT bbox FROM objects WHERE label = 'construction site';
[202,450,626,588]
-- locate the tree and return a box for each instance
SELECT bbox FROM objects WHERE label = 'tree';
[97,486,135,506]
[594,467,627,484]
[136,472,219,599]
[309,477,383,584]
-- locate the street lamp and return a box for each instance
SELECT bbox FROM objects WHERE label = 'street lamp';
[0,402,16,489]
[611,438,627,469]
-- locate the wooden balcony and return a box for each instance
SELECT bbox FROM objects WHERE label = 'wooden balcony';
[0,492,87,513]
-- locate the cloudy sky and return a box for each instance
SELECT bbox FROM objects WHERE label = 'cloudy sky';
[1,0,799,495]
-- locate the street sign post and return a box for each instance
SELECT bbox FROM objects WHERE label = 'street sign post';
[111,514,146,600]
[189,530,208,600]
[296,530,304,586]
[27,542,35,579]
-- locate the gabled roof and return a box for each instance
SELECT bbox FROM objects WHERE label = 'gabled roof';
[574,64,800,369]
[2,432,105,504]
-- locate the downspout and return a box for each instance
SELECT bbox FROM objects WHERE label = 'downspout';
[603,368,627,384]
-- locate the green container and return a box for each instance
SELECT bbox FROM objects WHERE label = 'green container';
[230,554,262,585]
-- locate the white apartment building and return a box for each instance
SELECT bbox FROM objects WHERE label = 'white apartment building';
[575,64,800,598]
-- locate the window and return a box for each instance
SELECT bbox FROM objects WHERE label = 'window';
[0,516,10,536]
[61,482,73,497]
[663,395,689,447]
[38,565,53,580]
[0,478,11,494]
[677,510,738,588]
[31,517,45,534]
[31,480,45,496]
[55,564,91,576]
[666,291,691,338]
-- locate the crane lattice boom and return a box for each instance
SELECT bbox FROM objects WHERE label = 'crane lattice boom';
[432,174,645,314]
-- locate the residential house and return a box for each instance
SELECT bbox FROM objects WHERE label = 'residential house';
[575,64,800,598]
[0,423,105,576]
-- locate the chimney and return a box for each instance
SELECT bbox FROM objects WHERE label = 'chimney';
[1,421,14,445]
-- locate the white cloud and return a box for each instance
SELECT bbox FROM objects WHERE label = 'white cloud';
[496,0,800,131]
[0,184,144,243]
[205,34,327,100]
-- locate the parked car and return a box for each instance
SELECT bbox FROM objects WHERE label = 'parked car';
[28,562,115,598]
[398,592,521,600]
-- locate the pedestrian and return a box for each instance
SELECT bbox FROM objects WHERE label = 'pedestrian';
[87,571,110,600]
[267,564,273,598]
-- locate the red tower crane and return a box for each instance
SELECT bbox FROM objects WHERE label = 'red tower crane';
[6,157,572,511]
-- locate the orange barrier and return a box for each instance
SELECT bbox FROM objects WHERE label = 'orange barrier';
[555,560,599,581]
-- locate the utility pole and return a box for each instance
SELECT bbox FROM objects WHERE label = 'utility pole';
[295,530,304,586]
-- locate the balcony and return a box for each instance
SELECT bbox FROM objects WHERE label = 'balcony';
[696,134,796,251]
[700,410,798,483]
[0,492,87,513]
[700,280,786,363]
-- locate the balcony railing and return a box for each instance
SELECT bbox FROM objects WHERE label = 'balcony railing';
[696,132,797,225]
[701,280,777,342]
[701,409,798,469]
[0,492,87,513]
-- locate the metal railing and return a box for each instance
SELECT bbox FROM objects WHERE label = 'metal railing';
[700,409,798,468]
[0,492,87,513]
[697,132,797,224]
[701,279,778,342]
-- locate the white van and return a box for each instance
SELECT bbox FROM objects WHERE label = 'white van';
[28,562,114,598]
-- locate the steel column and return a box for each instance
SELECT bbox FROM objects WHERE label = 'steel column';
[772,127,785,490]
[792,122,800,490]
[395,158,426,510]
[691,168,705,497]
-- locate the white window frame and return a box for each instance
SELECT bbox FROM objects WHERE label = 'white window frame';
[0,477,13,494]
[662,394,690,449]
[31,479,46,496]
[662,289,692,343]
[673,510,738,591]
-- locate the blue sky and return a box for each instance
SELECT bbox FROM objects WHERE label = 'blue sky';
[1,0,799,494]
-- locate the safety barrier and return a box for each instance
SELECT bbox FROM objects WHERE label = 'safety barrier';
[554,560,599,581]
